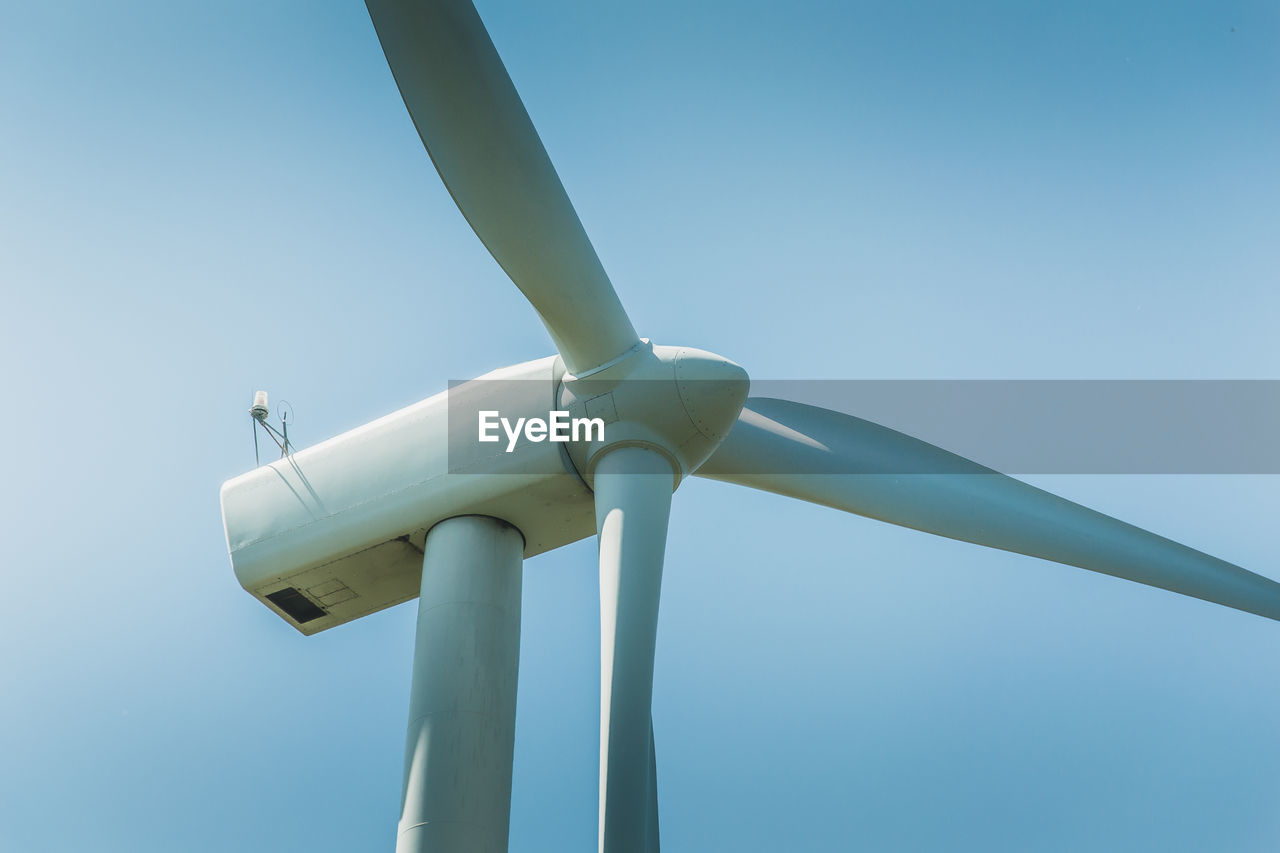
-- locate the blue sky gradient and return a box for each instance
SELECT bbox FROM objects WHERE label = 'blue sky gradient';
[3,1,1278,850]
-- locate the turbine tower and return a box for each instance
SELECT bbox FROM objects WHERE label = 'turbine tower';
[218,2,1280,851]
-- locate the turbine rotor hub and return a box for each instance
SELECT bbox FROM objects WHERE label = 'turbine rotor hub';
[557,341,749,489]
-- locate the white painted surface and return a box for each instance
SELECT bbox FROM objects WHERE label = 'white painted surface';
[398,515,524,853]
[219,356,595,633]
[594,447,675,853]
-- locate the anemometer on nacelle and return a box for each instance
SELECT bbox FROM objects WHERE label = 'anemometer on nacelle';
[248,390,294,466]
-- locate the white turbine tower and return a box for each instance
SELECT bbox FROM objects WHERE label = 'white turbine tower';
[218,2,1280,851]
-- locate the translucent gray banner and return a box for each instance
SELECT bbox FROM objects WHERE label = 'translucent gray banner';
[447,379,1280,474]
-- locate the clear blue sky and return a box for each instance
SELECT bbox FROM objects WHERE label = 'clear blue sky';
[3,1,1278,850]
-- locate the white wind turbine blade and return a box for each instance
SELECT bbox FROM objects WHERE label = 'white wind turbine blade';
[364,0,640,375]
[594,447,673,853]
[697,398,1280,621]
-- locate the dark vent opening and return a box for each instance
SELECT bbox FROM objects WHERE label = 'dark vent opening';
[266,587,327,624]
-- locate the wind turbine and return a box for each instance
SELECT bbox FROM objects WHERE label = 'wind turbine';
[217,1,1280,851]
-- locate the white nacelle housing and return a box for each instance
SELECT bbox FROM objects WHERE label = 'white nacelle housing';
[220,356,596,635]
